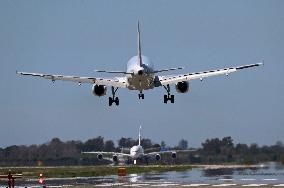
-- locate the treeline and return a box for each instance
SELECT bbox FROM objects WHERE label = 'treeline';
[0,137,181,166]
[0,136,283,166]
[196,137,284,164]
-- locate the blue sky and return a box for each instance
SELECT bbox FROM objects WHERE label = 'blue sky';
[0,0,283,148]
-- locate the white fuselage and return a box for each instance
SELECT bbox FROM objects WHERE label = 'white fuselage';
[126,55,155,91]
[129,145,144,159]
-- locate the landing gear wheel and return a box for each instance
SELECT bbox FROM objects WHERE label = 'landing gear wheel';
[115,97,119,106]
[170,95,175,103]
[109,97,113,106]
[164,95,168,103]
[138,93,144,99]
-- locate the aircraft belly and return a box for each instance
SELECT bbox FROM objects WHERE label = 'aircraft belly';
[127,75,154,91]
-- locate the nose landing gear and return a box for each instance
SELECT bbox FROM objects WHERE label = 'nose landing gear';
[138,91,144,99]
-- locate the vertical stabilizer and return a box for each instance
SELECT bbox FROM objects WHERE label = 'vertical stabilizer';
[137,20,142,67]
[138,125,142,146]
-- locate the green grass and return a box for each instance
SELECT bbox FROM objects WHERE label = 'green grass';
[0,165,193,178]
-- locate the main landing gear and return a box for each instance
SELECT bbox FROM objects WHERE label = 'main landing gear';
[163,84,175,104]
[138,91,144,99]
[109,86,119,106]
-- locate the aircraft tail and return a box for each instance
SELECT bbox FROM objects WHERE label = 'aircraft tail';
[137,21,142,67]
[138,125,142,146]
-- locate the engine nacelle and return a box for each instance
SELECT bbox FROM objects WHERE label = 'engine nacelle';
[97,153,103,160]
[112,155,118,163]
[92,84,107,96]
[175,81,189,93]
[155,154,161,161]
[171,152,177,159]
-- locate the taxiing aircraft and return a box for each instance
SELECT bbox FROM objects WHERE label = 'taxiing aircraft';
[17,21,263,106]
[82,126,192,165]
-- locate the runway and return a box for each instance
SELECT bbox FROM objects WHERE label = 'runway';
[7,182,284,187]
[1,162,283,187]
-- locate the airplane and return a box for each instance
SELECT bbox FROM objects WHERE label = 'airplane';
[17,21,263,106]
[82,126,193,165]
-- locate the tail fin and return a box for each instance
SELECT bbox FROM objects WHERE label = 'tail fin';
[138,125,142,146]
[137,20,142,67]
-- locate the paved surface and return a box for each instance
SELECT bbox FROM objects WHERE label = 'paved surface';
[1,183,284,187]
[84,183,284,187]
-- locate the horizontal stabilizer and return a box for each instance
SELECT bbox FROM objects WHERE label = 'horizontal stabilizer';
[153,67,184,73]
[94,70,133,74]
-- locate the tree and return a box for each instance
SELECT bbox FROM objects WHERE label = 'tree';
[44,138,65,160]
[84,136,104,151]
[276,141,283,147]
[235,143,249,154]
[140,138,153,149]
[220,137,234,155]
[104,140,115,152]
[118,137,135,148]
[201,138,221,155]
[250,143,259,154]
[160,141,166,148]
[178,139,188,150]
[63,141,80,158]
[221,137,234,148]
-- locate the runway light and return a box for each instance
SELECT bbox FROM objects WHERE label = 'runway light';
[38,173,45,184]
[39,178,44,184]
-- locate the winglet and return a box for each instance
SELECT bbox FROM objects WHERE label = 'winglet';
[137,20,142,67]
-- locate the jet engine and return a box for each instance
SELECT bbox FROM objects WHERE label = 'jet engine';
[112,155,118,163]
[155,154,161,161]
[97,153,103,160]
[171,152,177,159]
[175,81,189,93]
[92,84,107,96]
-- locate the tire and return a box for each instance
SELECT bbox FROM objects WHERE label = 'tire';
[115,97,119,106]
[109,97,113,106]
[170,95,175,103]
[164,95,168,103]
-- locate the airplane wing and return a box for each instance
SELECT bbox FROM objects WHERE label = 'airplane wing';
[158,63,263,86]
[145,149,196,157]
[16,71,127,88]
[81,151,131,157]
